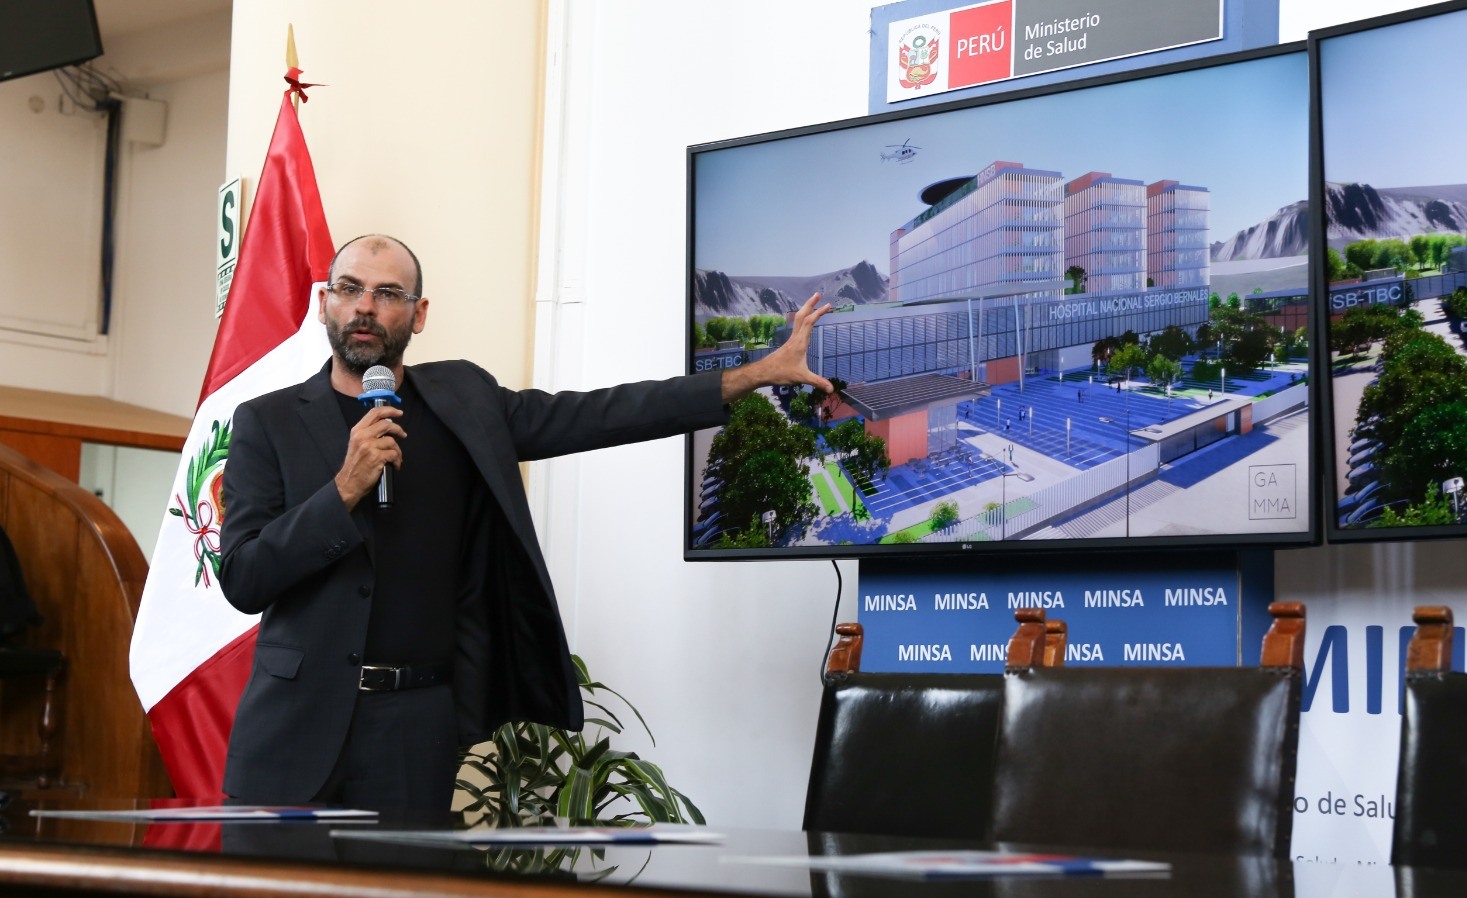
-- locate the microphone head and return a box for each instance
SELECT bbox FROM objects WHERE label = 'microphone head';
[361,365,396,393]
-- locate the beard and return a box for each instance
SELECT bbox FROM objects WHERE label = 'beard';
[327,314,414,376]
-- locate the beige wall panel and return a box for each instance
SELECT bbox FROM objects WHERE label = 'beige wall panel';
[226,2,546,391]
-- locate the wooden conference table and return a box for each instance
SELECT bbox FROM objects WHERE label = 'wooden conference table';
[0,799,1462,898]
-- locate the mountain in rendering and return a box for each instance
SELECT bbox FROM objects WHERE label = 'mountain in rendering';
[1326,182,1467,246]
[693,261,889,321]
[1211,199,1308,262]
[1210,181,1467,262]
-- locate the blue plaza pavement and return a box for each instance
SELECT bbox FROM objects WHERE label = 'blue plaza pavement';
[844,359,1306,521]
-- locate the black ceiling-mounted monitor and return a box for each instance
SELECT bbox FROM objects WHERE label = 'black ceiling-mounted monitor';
[0,0,102,84]
[1314,0,1467,543]
[685,43,1318,560]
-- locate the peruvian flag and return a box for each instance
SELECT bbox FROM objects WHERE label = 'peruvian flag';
[130,71,333,798]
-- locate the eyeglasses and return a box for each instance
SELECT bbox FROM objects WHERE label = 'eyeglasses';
[327,282,420,307]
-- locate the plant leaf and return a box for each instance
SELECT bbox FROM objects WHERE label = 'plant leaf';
[557,765,595,821]
[671,788,706,825]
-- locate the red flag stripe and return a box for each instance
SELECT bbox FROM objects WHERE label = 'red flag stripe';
[198,89,334,407]
[147,627,258,799]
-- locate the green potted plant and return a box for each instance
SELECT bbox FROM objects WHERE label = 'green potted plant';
[455,655,704,828]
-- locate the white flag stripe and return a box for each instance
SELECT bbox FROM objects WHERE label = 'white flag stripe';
[130,289,331,712]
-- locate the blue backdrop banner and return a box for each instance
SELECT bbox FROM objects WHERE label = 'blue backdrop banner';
[857,550,1274,671]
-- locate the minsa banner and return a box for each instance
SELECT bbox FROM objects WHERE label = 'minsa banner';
[856,551,1270,672]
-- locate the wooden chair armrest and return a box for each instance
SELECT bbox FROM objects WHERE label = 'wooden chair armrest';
[1260,601,1306,670]
[1406,606,1454,673]
[826,622,864,676]
[1043,619,1068,668]
[1006,608,1047,672]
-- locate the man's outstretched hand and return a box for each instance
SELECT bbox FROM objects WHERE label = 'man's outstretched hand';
[720,292,834,402]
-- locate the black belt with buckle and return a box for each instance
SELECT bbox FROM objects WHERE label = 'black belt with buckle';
[358,661,452,693]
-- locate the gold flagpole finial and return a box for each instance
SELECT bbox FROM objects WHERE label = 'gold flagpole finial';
[286,25,300,112]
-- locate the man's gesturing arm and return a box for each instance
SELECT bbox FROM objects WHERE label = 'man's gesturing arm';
[720,292,834,403]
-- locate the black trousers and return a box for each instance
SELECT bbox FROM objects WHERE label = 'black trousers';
[312,683,459,815]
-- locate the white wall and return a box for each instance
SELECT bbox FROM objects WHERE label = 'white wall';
[538,0,1466,836]
[1278,0,1433,39]
[78,443,191,560]
[0,12,231,558]
[0,74,109,392]
[109,66,232,416]
[0,11,231,416]
[536,0,884,829]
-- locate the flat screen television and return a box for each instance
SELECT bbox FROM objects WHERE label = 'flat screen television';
[1314,0,1467,542]
[685,44,1317,559]
[0,0,102,84]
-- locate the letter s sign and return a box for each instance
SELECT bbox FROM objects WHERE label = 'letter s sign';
[217,177,242,318]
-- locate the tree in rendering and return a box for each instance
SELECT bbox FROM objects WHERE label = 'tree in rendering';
[816,377,850,425]
[1359,330,1467,446]
[747,314,788,346]
[1382,401,1467,502]
[825,418,891,493]
[1445,287,1467,319]
[1065,265,1088,294]
[1147,355,1183,393]
[1230,326,1278,371]
[930,500,960,530]
[707,393,819,543]
[704,316,752,345]
[1148,325,1194,361]
[1091,335,1120,368]
[1107,343,1148,386]
[1372,481,1460,528]
[787,389,818,427]
[1333,303,1424,357]
[1326,247,1354,282]
[1410,235,1432,272]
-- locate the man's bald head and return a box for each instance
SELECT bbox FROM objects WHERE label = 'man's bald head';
[328,234,423,296]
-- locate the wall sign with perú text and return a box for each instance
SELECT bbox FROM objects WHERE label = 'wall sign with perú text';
[885,0,1223,103]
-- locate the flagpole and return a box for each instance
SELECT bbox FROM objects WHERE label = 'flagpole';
[287,25,299,112]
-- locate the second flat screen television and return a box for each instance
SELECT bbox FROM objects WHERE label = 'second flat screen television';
[1316,0,1467,542]
[686,45,1314,558]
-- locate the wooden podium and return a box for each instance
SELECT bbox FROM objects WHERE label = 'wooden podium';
[0,385,189,482]
[0,387,187,799]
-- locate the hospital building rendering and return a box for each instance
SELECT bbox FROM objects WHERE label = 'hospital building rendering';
[806,160,1213,465]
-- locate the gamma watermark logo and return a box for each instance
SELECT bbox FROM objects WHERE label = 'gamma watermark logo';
[896,23,942,90]
[1249,464,1297,520]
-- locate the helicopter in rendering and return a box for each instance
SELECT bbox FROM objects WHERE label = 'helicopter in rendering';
[880,139,921,164]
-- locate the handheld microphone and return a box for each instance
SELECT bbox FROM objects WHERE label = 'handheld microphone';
[358,365,400,509]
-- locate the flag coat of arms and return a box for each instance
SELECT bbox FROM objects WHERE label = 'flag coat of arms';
[130,71,334,798]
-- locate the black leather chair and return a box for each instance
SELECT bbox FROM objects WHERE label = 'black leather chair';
[802,609,1057,840]
[987,601,1305,856]
[1392,605,1467,868]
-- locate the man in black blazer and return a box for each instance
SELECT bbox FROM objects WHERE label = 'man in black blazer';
[217,234,831,812]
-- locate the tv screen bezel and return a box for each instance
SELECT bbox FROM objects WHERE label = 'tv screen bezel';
[685,41,1321,561]
[0,0,103,85]
[1311,0,1467,545]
